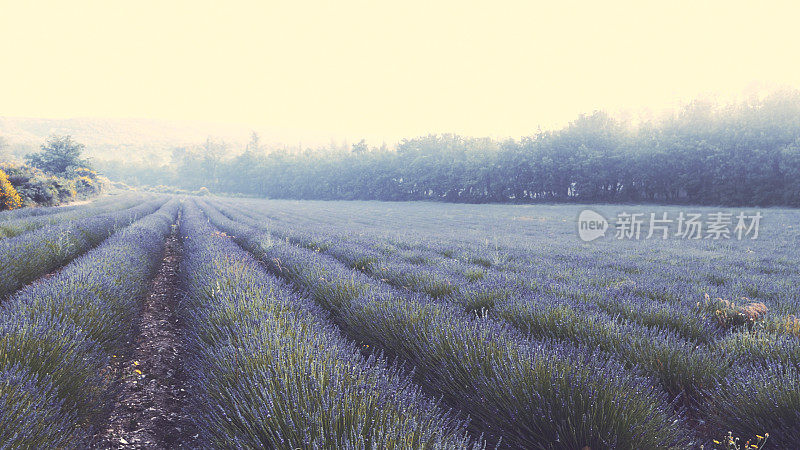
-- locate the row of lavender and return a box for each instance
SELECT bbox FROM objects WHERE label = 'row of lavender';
[0,199,86,222]
[216,201,800,380]
[0,200,179,447]
[218,198,800,315]
[206,198,799,447]
[208,201,723,397]
[210,199,716,340]
[197,199,690,448]
[223,199,799,316]
[0,195,166,298]
[218,201,800,353]
[178,200,478,448]
[3,194,789,447]
[0,193,153,239]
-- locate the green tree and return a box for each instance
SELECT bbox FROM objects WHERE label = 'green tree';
[25,135,90,174]
[780,139,800,206]
[246,132,261,153]
[351,139,368,154]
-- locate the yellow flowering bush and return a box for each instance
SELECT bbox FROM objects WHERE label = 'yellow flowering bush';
[0,169,23,210]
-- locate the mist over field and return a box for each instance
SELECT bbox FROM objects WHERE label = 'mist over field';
[0,116,335,161]
[4,90,800,207]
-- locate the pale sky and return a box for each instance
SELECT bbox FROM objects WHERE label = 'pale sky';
[1,0,799,144]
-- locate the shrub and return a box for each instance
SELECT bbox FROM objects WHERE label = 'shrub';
[66,166,99,181]
[19,174,59,206]
[700,294,768,329]
[0,163,104,207]
[0,169,23,210]
[74,175,100,197]
[51,177,77,203]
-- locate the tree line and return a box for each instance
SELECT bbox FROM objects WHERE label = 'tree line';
[100,90,800,206]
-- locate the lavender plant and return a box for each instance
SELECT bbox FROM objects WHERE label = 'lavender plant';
[0,200,178,445]
[206,197,800,445]
[0,197,166,298]
[0,193,151,239]
[198,200,692,449]
[178,200,478,449]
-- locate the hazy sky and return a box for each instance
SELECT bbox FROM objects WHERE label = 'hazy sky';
[1,0,799,144]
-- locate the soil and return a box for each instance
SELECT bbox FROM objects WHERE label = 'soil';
[94,223,199,449]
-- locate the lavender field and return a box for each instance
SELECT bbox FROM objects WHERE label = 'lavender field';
[5,1,800,448]
[2,196,799,449]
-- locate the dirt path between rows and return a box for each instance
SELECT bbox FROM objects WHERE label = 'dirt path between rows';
[94,221,198,449]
